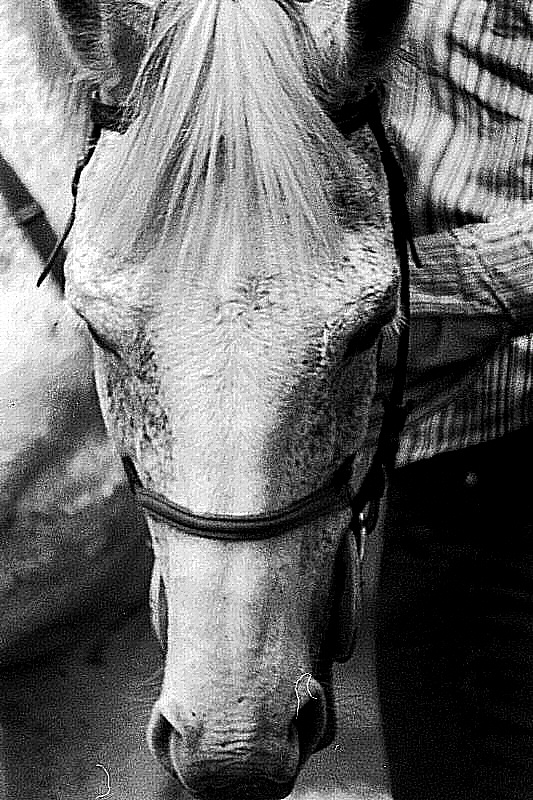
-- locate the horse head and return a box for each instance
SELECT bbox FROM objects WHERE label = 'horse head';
[20,1,407,796]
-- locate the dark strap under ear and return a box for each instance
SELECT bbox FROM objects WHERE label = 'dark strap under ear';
[91,96,131,133]
[36,100,107,288]
[36,92,131,289]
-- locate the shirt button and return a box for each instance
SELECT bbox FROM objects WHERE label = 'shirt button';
[464,470,479,487]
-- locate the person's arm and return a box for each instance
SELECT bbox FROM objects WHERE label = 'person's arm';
[382,206,533,374]
[413,206,533,324]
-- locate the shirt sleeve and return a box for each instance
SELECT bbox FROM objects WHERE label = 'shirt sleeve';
[411,206,533,335]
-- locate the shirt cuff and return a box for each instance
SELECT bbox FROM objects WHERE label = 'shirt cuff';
[454,214,533,329]
[411,215,533,330]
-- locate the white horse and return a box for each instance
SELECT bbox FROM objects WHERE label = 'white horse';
[3,1,407,797]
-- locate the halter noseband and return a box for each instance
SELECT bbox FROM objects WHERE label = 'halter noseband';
[122,452,355,541]
[37,87,417,556]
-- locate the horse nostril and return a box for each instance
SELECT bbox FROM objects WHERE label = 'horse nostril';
[147,706,180,779]
[147,704,298,799]
[293,674,328,762]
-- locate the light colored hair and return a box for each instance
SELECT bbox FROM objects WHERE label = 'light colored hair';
[92,0,363,282]
[17,0,382,291]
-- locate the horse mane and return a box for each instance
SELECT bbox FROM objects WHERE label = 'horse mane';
[94,0,362,290]
[14,0,378,288]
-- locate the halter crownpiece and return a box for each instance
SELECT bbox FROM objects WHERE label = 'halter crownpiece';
[36,93,129,287]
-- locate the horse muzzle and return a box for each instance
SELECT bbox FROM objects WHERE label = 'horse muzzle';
[146,674,329,799]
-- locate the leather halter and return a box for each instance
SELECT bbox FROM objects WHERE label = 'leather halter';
[36,87,418,553]
[122,453,355,541]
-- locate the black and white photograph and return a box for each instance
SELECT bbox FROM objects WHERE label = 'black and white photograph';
[0,1,531,798]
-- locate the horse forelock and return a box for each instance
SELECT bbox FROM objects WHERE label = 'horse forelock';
[92,0,361,288]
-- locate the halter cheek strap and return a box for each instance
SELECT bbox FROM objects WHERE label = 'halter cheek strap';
[36,95,129,288]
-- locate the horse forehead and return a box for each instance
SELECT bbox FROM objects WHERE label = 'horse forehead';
[88,252,385,409]
[71,244,394,359]
[68,234,396,428]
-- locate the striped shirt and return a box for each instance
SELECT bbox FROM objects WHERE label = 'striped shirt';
[382,0,533,465]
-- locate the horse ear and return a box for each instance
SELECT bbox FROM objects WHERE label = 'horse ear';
[54,1,149,95]
[329,530,363,663]
[53,0,116,79]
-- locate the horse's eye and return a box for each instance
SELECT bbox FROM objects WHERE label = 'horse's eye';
[88,326,107,350]
[76,312,120,357]
[345,322,383,360]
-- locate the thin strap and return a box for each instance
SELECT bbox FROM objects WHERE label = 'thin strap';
[37,96,107,288]
[122,455,354,540]
[347,89,415,542]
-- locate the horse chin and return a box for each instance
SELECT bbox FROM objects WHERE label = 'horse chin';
[172,755,297,800]
[161,731,299,800]
[173,771,296,800]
